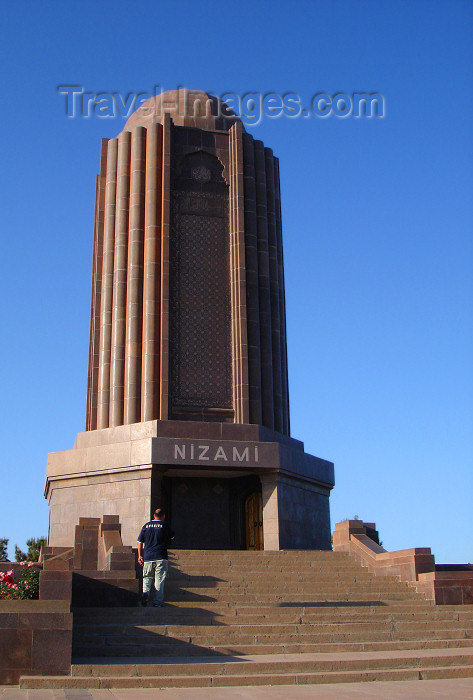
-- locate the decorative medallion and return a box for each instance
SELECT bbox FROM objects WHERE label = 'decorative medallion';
[191,165,211,184]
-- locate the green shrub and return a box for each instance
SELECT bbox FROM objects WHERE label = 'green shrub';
[14,537,47,563]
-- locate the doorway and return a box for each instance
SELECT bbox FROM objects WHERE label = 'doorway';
[245,491,263,550]
[160,473,263,550]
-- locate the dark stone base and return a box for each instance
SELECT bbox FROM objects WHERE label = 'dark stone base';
[47,420,335,551]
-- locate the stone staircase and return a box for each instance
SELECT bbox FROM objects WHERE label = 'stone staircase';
[20,550,473,688]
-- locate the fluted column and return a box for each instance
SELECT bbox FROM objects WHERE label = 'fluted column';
[86,137,106,430]
[97,138,118,429]
[159,113,171,420]
[254,139,274,430]
[265,147,283,433]
[142,122,163,421]
[109,131,131,426]
[229,122,250,424]
[242,133,262,425]
[274,157,290,435]
[124,127,146,424]
[229,126,239,419]
[86,175,99,430]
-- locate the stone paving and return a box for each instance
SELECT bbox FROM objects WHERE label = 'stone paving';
[1,678,473,699]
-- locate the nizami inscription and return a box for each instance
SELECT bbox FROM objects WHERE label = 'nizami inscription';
[173,443,259,464]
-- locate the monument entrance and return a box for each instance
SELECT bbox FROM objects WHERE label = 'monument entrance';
[245,491,263,551]
[45,89,334,551]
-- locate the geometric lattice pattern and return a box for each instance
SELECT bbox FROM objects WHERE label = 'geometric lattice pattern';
[170,192,232,408]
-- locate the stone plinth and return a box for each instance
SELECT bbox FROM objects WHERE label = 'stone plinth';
[46,420,334,550]
[0,600,72,684]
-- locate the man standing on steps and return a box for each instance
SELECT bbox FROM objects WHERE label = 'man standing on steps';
[137,508,175,607]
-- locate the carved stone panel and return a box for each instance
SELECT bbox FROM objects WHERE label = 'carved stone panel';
[170,190,232,411]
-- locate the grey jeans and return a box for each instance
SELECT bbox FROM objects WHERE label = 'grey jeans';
[142,559,168,603]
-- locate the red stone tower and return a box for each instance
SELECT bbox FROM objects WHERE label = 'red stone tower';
[46,90,334,550]
[86,89,289,434]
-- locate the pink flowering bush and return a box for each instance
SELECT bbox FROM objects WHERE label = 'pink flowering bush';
[0,561,39,600]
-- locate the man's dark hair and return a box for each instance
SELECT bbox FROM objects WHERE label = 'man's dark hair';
[154,508,165,518]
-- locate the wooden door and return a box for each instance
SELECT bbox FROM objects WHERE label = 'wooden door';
[245,491,263,550]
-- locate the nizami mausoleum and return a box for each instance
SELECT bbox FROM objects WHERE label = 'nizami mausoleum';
[45,89,335,551]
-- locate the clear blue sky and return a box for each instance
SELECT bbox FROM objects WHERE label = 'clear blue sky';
[1,1,472,563]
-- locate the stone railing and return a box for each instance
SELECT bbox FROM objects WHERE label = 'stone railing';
[40,515,139,606]
[333,519,473,605]
[0,559,72,684]
[1,515,139,684]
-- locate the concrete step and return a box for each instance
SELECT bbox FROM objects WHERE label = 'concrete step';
[164,574,413,584]
[74,626,473,647]
[32,549,473,691]
[68,548,473,687]
[169,568,364,574]
[162,592,425,602]
[72,610,473,627]
[19,666,473,688]
[167,567,386,576]
[160,581,424,596]
[160,589,419,599]
[70,648,473,675]
[165,574,390,583]
[163,580,414,591]
[71,637,473,658]
[72,628,473,657]
[74,620,473,638]
[169,550,350,558]
[74,608,473,631]
[20,649,473,688]
[75,615,458,631]
[72,636,473,660]
[172,567,369,572]
[72,601,438,621]
[167,564,363,572]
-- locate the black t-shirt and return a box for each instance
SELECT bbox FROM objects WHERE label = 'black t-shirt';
[137,520,175,561]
